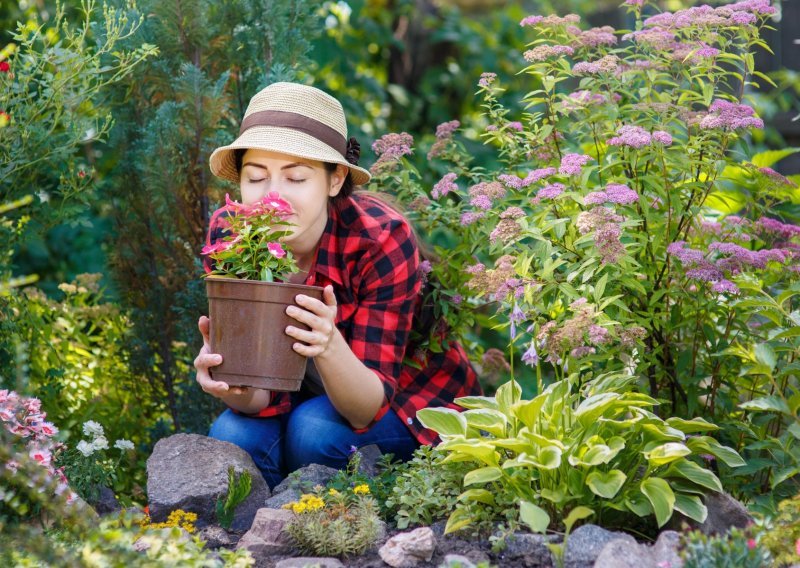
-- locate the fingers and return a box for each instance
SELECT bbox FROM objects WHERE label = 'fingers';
[198,315,211,348]
[193,345,248,397]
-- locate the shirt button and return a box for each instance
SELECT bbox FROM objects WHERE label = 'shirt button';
[406,417,413,425]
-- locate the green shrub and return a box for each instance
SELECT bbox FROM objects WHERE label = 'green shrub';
[758,494,800,566]
[283,486,383,558]
[418,373,743,535]
[680,527,771,568]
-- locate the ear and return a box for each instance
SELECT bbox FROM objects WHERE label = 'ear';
[328,164,348,197]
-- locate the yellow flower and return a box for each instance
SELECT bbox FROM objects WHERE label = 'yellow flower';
[328,488,340,496]
[353,484,370,495]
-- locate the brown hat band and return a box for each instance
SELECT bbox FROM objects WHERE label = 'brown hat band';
[239,110,347,155]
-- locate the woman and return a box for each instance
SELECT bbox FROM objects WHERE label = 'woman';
[194,82,480,489]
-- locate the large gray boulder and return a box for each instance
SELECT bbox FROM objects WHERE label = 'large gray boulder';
[146,433,269,531]
[563,524,637,568]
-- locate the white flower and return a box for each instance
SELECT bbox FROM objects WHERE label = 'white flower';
[76,440,95,457]
[114,439,134,451]
[82,420,105,438]
[91,436,109,451]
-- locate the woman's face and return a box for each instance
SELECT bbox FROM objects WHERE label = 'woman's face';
[239,149,346,259]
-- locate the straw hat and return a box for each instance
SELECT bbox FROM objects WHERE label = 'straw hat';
[209,82,372,186]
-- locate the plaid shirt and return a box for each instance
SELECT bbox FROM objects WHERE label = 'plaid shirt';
[204,192,481,444]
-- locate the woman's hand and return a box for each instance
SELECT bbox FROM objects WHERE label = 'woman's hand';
[285,285,340,358]
[194,315,248,397]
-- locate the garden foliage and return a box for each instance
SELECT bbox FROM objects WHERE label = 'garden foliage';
[370,0,798,522]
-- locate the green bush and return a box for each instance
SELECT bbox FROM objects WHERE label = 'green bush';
[680,527,771,568]
[418,373,743,535]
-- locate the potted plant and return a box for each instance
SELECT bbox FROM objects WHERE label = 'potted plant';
[202,192,323,391]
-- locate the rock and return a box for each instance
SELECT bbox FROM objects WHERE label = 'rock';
[265,488,302,510]
[274,558,345,568]
[496,532,557,567]
[592,530,683,568]
[90,485,121,516]
[379,527,437,568]
[357,444,383,477]
[197,525,236,549]
[593,539,653,568]
[697,492,752,535]
[236,507,295,557]
[651,531,682,568]
[563,524,637,568]
[272,464,339,496]
[440,554,477,568]
[146,433,269,532]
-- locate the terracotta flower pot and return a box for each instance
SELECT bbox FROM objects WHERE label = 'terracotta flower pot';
[206,277,324,391]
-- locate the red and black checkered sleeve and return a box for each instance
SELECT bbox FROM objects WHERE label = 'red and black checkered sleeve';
[349,217,421,427]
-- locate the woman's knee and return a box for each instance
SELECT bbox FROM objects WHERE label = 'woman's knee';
[285,397,351,470]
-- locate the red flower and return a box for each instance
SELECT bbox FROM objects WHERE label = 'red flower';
[747,538,756,550]
[78,170,86,178]
[0,61,9,73]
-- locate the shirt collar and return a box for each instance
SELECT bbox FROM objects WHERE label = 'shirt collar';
[307,199,345,287]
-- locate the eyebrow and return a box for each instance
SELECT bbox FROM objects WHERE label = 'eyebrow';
[242,161,314,171]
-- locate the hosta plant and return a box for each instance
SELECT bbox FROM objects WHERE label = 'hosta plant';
[417,373,744,534]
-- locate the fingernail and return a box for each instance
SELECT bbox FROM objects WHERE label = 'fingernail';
[296,295,306,302]
[214,356,222,363]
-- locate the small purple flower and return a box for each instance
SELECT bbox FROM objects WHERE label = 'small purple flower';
[523,45,575,62]
[470,195,493,210]
[486,125,498,132]
[588,324,610,345]
[652,130,673,145]
[711,279,740,294]
[522,341,539,367]
[608,125,652,149]
[432,172,458,199]
[451,294,462,305]
[461,211,486,225]
[533,183,566,204]
[570,346,596,358]
[584,191,608,205]
[435,120,460,139]
[507,121,524,131]
[478,72,497,88]
[605,183,639,204]
[509,305,526,338]
[559,153,593,176]
[700,99,764,131]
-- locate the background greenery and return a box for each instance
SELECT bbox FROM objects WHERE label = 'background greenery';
[1,0,798,513]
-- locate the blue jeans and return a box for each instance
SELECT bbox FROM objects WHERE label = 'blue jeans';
[208,395,420,489]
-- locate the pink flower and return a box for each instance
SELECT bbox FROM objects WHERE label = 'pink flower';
[201,241,232,256]
[29,448,52,467]
[259,191,293,216]
[747,538,756,550]
[795,538,800,556]
[267,242,286,258]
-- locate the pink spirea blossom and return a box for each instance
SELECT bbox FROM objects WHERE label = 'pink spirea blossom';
[499,167,556,189]
[561,90,608,112]
[461,211,486,225]
[757,216,800,239]
[699,99,764,130]
[490,219,523,244]
[652,130,673,145]
[524,45,575,62]
[584,192,608,205]
[435,120,460,139]
[533,183,566,204]
[432,173,458,199]
[622,28,675,50]
[625,0,644,6]
[589,324,611,345]
[572,55,619,75]
[559,153,593,176]
[371,133,414,172]
[758,166,797,187]
[478,72,497,88]
[608,125,652,148]
[470,195,493,210]
[500,207,526,219]
[507,121,524,131]
[605,183,640,204]
[570,26,617,48]
[571,346,596,358]
[267,242,286,258]
[520,14,580,27]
